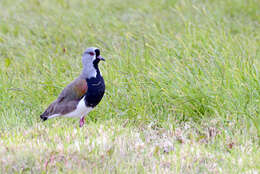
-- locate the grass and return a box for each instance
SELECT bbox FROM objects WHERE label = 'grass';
[0,0,259,173]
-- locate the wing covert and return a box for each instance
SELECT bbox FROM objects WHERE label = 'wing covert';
[57,77,88,103]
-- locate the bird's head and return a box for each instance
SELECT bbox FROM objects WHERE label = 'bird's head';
[82,47,105,67]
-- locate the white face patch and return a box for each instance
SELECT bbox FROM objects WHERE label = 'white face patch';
[81,47,104,79]
[92,56,96,62]
[82,61,97,79]
[81,48,98,79]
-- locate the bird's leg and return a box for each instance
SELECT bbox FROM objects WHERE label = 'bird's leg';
[79,117,85,127]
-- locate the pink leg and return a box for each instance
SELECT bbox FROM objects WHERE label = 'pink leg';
[79,117,85,127]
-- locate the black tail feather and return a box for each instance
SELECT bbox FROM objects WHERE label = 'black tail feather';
[40,114,48,121]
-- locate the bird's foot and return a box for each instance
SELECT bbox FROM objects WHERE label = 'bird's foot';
[79,117,85,127]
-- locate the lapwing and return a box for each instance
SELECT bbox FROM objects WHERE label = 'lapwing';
[40,47,105,127]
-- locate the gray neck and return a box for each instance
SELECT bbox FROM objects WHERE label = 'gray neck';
[81,62,97,79]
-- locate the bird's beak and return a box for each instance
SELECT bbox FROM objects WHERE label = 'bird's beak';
[97,55,105,61]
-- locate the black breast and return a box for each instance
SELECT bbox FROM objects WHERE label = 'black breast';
[84,76,105,108]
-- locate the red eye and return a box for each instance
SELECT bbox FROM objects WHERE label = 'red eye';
[89,52,94,56]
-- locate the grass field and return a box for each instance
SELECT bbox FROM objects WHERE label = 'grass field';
[0,0,260,173]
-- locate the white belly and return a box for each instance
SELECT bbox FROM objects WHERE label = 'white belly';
[64,97,93,118]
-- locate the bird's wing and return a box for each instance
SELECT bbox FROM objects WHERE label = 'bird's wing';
[40,77,88,117]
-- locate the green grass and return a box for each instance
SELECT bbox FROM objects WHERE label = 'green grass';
[0,0,259,173]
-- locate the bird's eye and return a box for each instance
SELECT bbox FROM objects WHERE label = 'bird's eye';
[88,52,94,56]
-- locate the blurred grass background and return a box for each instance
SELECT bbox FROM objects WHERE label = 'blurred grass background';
[0,0,259,173]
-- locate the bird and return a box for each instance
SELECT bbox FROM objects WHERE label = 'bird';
[40,47,106,127]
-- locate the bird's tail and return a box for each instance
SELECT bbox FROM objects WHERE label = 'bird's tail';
[40,113,48,121]
[40,102,57,121]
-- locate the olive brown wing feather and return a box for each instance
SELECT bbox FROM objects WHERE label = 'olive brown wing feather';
[40,77,88,120]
